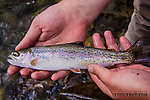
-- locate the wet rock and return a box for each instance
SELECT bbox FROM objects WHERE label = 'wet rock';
[0,27,6,44]
[4,74,65,100]
[56,73,112,100]
[4,72,112,100]
[93,0,134,37]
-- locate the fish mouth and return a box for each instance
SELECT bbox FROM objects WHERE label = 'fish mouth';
[7,56,12,60]
[7,57,13,63]
[7,56,15,63]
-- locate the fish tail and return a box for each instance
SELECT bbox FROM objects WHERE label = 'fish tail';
[127,37,150,66]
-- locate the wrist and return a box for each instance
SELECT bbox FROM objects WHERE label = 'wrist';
[60,0,111,25]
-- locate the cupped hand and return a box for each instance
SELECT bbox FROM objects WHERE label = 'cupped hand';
[88,31,150,99]
[7,2,89,81]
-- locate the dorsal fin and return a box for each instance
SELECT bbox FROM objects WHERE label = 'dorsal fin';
[66,41,84,46]
[109,48,116,52]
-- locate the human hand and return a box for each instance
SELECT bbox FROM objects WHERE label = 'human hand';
[88,31,150,99]
[7,1,89,81]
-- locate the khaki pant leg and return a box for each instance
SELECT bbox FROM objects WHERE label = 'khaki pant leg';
[125,0,150,44]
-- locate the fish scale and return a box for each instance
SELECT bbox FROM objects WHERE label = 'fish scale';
[7,43,135,71]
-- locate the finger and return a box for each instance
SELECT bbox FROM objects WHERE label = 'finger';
[15,19,42,50]
[127,64,150,71]
[31,71,52,80]
[89,73,113,97]
[120,36,132,50]
[51,70,70,81]
[104,30,120,51]
[88,64,112,84]
[20,68,35,78]
[7,65,21,75]
[92,33,106,49]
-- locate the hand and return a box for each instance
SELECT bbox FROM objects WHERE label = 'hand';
[7,0,112,81]
[7,1,89,81]
[88,31,150,99]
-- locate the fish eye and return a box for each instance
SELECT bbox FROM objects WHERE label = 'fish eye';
[12,51,20,57]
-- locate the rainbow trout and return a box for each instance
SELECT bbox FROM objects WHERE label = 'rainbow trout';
[7,40,150,72]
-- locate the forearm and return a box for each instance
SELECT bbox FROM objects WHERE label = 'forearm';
[60,0,112,25]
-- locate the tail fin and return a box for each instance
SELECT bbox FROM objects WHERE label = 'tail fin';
[127,37,150,66]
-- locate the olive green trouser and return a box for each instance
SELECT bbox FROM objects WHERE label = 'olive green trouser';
[125,0,150,44]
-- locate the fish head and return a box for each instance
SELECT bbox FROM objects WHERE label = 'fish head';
[7,49,35,67]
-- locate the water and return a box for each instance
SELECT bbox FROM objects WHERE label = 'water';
[0,0,133,99]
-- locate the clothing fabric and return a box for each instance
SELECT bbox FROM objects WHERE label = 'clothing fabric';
[125,0,150,44]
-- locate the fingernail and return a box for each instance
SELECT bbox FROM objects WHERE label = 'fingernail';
[88,65,93,73]
[15,41,22,50]
[15,45,19,51]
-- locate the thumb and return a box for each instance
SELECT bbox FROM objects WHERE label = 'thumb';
[15,20,41,50]
[88,64,112,82]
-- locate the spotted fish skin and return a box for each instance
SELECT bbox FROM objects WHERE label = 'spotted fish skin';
[7,42,136,71]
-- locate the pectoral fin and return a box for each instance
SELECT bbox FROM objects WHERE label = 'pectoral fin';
[31,58,38,66]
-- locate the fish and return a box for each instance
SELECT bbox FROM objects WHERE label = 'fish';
[7,40,150,73]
